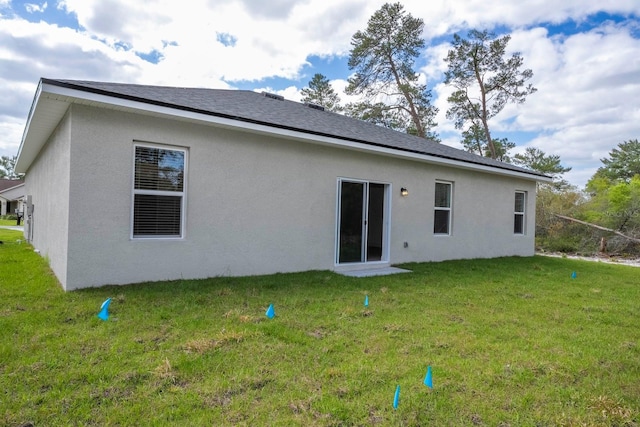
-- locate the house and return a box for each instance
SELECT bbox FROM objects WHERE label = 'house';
[0,179,24,217]
[15,78,550,291]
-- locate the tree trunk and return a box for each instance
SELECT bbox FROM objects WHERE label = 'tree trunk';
[472,47,496,159]
[387,53,424,138]
[481,116,495,159]
[599,237,607,253]
[553,213,640,244]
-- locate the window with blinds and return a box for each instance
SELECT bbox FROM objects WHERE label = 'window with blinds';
[434,181,452,235]
[132,145,186,238]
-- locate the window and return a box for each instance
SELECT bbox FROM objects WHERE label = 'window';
[514,191,526,234]
[132,144,186,238]
[434,181,452,235]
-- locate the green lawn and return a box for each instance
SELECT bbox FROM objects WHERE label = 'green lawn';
[0,219,19,226]
[1,228,638,426]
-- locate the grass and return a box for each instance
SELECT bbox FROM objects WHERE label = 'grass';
[0,219,19,226]
[1,227,639,426]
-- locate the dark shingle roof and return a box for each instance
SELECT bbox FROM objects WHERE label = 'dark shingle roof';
[0,179,23,192]
[44,78,548,179]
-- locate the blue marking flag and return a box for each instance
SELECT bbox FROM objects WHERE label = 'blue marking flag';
[97,298,111,321]
[393,385,400,409]
[266,304,275,319]
[364,295,369,307]
[424,365,433,388]
[571,271,577,279]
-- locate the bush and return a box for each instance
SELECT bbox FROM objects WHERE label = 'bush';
[537,236,580,253]
[0,214,18,221]
[601,235,640,256]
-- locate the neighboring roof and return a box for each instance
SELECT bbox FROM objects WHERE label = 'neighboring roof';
[16,78,551,181]
[0,180,24,202]
[0,179,23,192]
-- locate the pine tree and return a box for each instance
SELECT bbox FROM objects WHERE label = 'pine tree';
[345,2,438,140]
[444,29,536,158]
[300,73,343,113]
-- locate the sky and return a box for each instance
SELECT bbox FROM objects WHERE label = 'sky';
[1,0,639,188]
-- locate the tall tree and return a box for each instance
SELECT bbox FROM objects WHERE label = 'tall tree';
[300,73,343,113]
[461,123,515,162]
[444,29,536,159]
[0,155,21,179]
[594,139,640,182]
[513,147,572,188]
[344,101,403,129]
[345,2,438,140]
[487,138,515,163]
[460,123,485,156]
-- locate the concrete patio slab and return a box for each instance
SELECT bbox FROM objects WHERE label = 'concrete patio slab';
[338,267,412,278]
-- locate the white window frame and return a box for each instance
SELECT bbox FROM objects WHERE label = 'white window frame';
[514,191,526,235]
[131,142,187,239]
[434,180,453,235]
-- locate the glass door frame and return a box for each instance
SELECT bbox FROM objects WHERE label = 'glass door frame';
[335,177,391,266]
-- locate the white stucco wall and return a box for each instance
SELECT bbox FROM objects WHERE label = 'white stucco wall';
[390,166,536,264]
[23,112,72,287]
[38,105,537,289]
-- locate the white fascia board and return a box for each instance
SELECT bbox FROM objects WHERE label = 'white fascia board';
[26,83,550,183]
[15,81,44,172]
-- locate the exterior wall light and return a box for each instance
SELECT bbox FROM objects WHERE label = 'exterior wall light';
[400,187,408,197]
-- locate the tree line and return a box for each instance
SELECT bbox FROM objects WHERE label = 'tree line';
[537,140,640,256]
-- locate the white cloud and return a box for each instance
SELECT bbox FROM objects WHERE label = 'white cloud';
[25,2,47,13]
[500,23,640,186]
[421,42,450,82]
[255,79,358,107]
[55,0,375,85]
[431,82,457,134]
[0,17,149,84]
[0,116,26,153]
[406,0,640,38]
[253,85,302,102]
[328,78,360,107]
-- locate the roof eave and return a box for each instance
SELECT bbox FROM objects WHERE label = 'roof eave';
[16,80,78,174]
[15,80,45,173]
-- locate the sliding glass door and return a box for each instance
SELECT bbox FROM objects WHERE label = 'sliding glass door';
[337,180,388,264]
